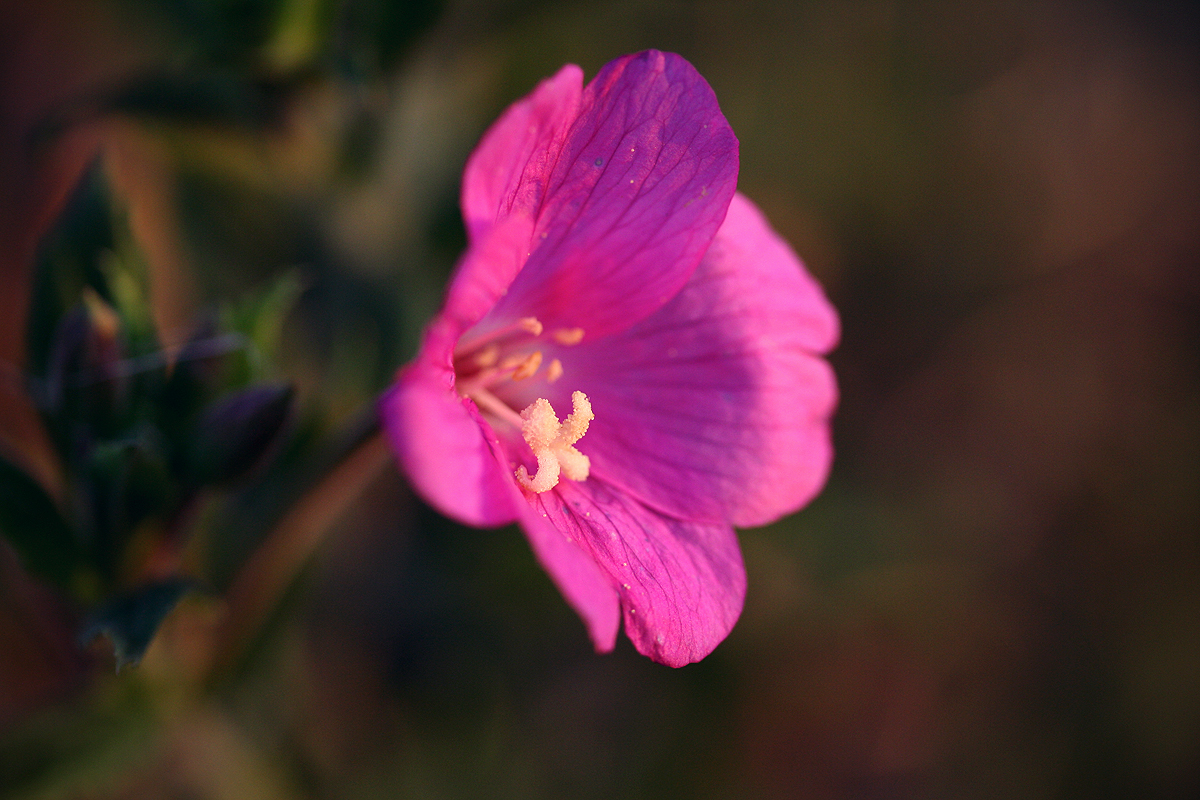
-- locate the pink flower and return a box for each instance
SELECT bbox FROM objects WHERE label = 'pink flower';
[380,51,838,666]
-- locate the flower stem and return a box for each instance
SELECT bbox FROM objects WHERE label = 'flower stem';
[205,414,391,683]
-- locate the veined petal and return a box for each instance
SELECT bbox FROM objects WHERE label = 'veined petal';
[513,499,621,654]
[528,478,745,667]
[380,210,545,526]
[379,363,517,528]
[461,64,583,243]
[566,193,839,527]
[483,50,739,340]
[441,212,538,336]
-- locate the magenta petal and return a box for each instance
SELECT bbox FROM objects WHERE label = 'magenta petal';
[512,500,621,653]
[716,193,839,354]
[460,64,583,243]
[440,212,538,335]
[379,211,546,526]
[381,355,622,647]
[379,362,517,528]
[528,479,745,667]
[569,193,839,527]
[485,50,740,339]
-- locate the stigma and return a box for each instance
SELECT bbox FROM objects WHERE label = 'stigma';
[515,391,593,493]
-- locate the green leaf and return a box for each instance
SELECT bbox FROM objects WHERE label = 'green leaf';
[26,162,117,385]
[78,579,193,670]
[248,270,305,365]
[0,454,78,587]
[82,427,177,569]
[222,270,305,384]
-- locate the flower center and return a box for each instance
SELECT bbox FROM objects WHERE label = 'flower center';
[453,317,591,493]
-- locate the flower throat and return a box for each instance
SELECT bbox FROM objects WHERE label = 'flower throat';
[452,317,592,493]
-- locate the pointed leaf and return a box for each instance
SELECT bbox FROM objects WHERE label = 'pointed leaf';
[0,454,78,586]
[79,579,192,669]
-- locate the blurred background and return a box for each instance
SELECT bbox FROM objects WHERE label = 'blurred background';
[2,0,1198,798]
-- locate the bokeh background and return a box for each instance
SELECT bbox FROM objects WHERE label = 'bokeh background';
[2,0,1198,798]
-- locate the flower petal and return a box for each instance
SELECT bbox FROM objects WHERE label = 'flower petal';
[379,361,517,528]
[528,478,746,667]
[441,212,538,337]
[565,193,839,527]
[380,208,550,526]
[460,64,583,243]
[381,364,622,650]
[512,499,621,654]
[482,50,740,340]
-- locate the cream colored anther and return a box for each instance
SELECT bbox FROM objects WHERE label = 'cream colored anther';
[551,327,585,345]
[518,317,544,336]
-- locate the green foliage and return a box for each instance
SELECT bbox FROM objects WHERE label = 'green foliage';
[78,580,194,669]
[117,0,442,80]
[4,162,297,665]
[0,455,79,588]
[220,269,305,386]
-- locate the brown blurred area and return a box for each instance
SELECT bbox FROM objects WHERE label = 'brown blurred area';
[0,0,160,729]
[724,3,1200,796]
[1,1,1198,798]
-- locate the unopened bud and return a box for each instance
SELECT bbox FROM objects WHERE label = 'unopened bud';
[184,384,293,485]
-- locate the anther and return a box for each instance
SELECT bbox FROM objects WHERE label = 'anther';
[509,351,542,380]
[551,327,585,345]
[474,343,500,368]
[545,358,563,383]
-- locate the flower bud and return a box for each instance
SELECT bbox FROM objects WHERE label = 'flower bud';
[184,383,293,486]
[41,290,127,437]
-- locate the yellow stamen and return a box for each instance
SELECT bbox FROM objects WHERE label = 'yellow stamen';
[518,317,544,336]
[466,385,525,429]
[551,327,585,345]
[474,343,500,368]
[545,358,563,383]
[510,350,543,380]
[455,316,544,359]
[515,391,593,493]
